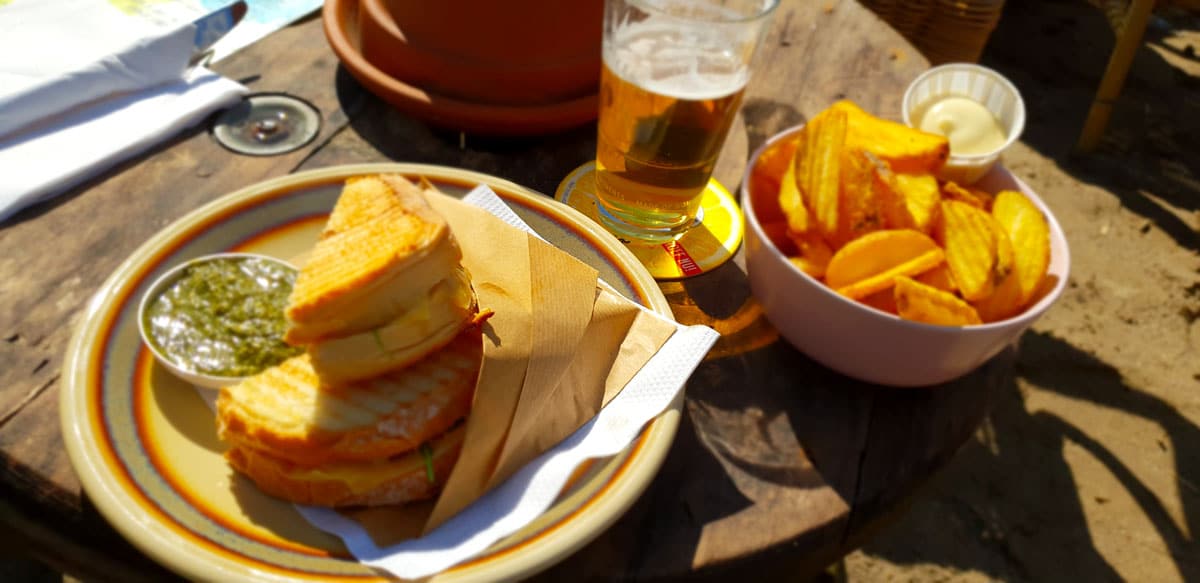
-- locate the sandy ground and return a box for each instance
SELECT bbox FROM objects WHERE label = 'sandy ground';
[843,1,1200,581]
[4,1,1197,581]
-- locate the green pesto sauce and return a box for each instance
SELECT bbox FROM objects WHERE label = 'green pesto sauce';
[144,256,302,377]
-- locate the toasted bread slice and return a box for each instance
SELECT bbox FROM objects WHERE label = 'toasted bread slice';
[217,326,482,466]
[285,174,462,343]
[307,267,479,385]
[226,425,464,507]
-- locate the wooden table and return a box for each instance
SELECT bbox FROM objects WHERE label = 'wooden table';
[0,1,1011,580]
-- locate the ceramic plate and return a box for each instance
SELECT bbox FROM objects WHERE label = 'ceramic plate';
[60,164,678,582]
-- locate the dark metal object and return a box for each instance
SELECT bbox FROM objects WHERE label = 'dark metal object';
[211,93,321,156]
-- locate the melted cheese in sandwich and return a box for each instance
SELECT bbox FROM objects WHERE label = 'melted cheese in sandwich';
[283,425,464,494]
[285,175,463,343]
[306,268,477,385]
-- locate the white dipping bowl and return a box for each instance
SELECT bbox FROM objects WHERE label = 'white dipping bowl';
[741,125,1069,387]
[137,253,297,390]
[902,63,1026,185]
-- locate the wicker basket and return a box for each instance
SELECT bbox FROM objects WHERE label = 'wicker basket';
[861,0,1007,64]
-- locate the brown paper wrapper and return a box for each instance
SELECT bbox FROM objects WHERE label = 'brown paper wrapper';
[338,188,676,546]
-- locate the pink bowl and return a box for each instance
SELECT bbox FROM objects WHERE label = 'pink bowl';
[740,125,1070,387]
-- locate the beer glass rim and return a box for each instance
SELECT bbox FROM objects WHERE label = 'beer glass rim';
[623,0,780,25]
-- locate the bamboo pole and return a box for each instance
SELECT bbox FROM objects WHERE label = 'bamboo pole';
[1077,0,1156,152]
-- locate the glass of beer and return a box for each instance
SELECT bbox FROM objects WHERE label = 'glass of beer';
[594,0,778,242]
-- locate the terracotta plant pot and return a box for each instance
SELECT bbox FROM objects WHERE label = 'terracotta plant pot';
[359,0,602,106]
[323,0,600,135]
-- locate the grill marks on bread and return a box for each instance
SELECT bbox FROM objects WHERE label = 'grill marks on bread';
[217,327,481,467]
[285,175,462,343]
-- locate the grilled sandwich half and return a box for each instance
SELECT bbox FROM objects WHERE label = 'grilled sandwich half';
[217,326,482,506]
[284,174,465,344]
[219,174,488,506]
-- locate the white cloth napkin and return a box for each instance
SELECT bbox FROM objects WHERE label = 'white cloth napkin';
[298,185,720,579]
[0,0,247,222]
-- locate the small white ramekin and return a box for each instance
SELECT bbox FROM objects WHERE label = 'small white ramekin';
[902,63,1026,185]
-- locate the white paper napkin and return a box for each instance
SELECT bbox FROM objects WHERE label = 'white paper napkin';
[0,0,247,223]
[0,0,198,136]
[297,185,719,579]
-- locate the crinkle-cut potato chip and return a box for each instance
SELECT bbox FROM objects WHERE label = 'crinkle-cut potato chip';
[826,229,944,300]
[801,108,847,242]
[972,220,1021,322]
[915,263,958,294]
[893,173,941,234]
[894,276,982,326]
[991,217,1015,286]
[779,139,814,236]
[837,149,884,247]
[992,190,1051,307]
[942,181,993,210]
[937,200,998,302]
[827,100,950,174]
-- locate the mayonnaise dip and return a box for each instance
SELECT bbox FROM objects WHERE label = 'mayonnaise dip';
[914,95,1007,156]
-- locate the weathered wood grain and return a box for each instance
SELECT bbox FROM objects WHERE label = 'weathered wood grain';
[0,2,1006,581]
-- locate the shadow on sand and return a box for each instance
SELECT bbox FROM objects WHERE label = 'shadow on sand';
[861,331,1199,581]
[982,0,1200,253]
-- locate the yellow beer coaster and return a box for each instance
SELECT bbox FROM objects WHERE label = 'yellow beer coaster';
[555,161,743,280]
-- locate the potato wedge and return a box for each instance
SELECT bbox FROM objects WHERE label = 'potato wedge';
[970,187,995,206]
[972,266,1023,323]
[837,149,884,247]
[893,173,941,234]
[786,228,834,278]
[992,190,1051,307]
[894,276,982,326]
[942,181,993,211]
[759,219,798,256]
[915,263,958,294]
[860,288,898,314]
[866,153,940,234]
[758,135,800,186]
[834,249,943,300]
[750,169,783,221]
[864,152,915,231]
[826,229,941,288]
[826,229,944,300]
[802,108,847,242]
[828,100,950,174]
[936,200,997,302]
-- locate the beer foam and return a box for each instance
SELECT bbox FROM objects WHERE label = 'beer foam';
[605,22,748,101]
